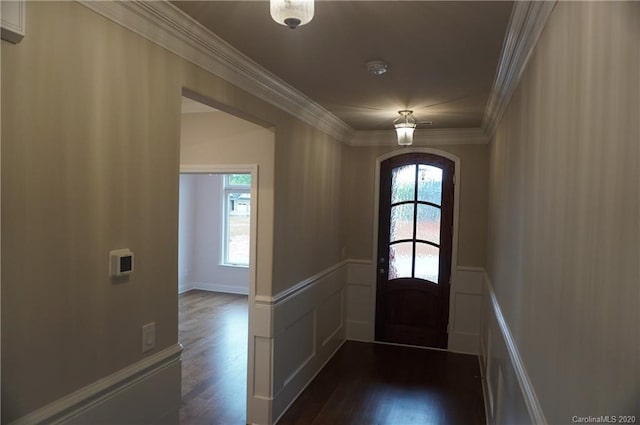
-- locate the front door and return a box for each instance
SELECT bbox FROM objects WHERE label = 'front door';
[375,153,455,348]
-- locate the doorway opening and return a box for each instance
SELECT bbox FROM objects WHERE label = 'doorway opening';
[178,95,264,424]
[374,151,457,349]
[178,171,252,424]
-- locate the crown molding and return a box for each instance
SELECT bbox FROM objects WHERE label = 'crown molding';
[1,0,26,43]
[78,0,354,143]
[78,0,547,146]
[350,128,489,147]
[482,1,556,139]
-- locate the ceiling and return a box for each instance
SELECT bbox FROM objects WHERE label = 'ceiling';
[172,1,513,131]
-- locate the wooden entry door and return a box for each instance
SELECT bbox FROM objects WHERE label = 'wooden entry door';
[375,153,455,348]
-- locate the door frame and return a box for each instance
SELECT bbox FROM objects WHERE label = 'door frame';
[179,163,258,422]
[371,147,461,348]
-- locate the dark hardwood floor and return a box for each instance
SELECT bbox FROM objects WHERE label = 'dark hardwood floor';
[179,290,248,425]
[178,291,485,425]
[278,341,486,425]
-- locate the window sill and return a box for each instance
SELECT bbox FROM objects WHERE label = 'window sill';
[220,263,249,269]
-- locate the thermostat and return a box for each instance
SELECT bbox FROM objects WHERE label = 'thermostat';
[110,249,134,278]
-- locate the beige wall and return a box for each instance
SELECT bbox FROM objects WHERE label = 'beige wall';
[343,144,488,267]
[484,2,640,423]
[272,124,346,293]
[180,111,275,296]
[1,2,344,421]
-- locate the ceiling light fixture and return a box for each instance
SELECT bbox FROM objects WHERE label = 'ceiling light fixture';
[270,0,314,29]
[366,60,389,76]
[394,110,417,146]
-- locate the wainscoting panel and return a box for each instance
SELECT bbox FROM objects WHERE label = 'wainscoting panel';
[249,261,348,424]
[448,266,485,354]
[481,272,543,425]
[345,261,485,354]
[346,261,375,341]
[454,293,483,334]
[253,336,273,399]
[63,360,181,425]
[247,335,274,425]
[317,290,344,347]
[274,311,316,389]
[9,345,183,425]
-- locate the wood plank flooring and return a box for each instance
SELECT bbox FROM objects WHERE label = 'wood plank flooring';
[179,291,485,425]
[278,341,486,425]
[179,290,248,425]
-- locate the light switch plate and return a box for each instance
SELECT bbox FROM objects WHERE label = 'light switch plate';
[142,322,155,353]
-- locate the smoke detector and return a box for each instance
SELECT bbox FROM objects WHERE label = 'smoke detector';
[366,60,389,76]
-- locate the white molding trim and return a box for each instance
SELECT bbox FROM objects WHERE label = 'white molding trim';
[484,272,547,425]
[180,164,256,174]
[190,281,249,296]
[482,1,556,139]
[478,335,492,425]
[350,128,489,147]
[1,0,26,43]
[255,259,349,306]
[78,0,559,147]
[0,0,3,415]
[347,259,373,266]
[10,344,183,425]
[77,0,353,143]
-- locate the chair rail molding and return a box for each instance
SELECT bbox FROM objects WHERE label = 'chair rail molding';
[482,0,556,138]
[9,344,183,425]
[77,0,353,143]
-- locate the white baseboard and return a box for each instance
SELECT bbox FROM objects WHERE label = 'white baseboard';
[186,281,249,295]
[10,344,183,425]
[483,272,547,425]
[478,340,492,425]
[178,282,191,294]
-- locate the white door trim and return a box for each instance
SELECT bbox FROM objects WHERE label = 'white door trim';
[0,3,3,416]
[179,164,259,423]
[371,147,461,347]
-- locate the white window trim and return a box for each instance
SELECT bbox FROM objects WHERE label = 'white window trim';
[222,174,251,267]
